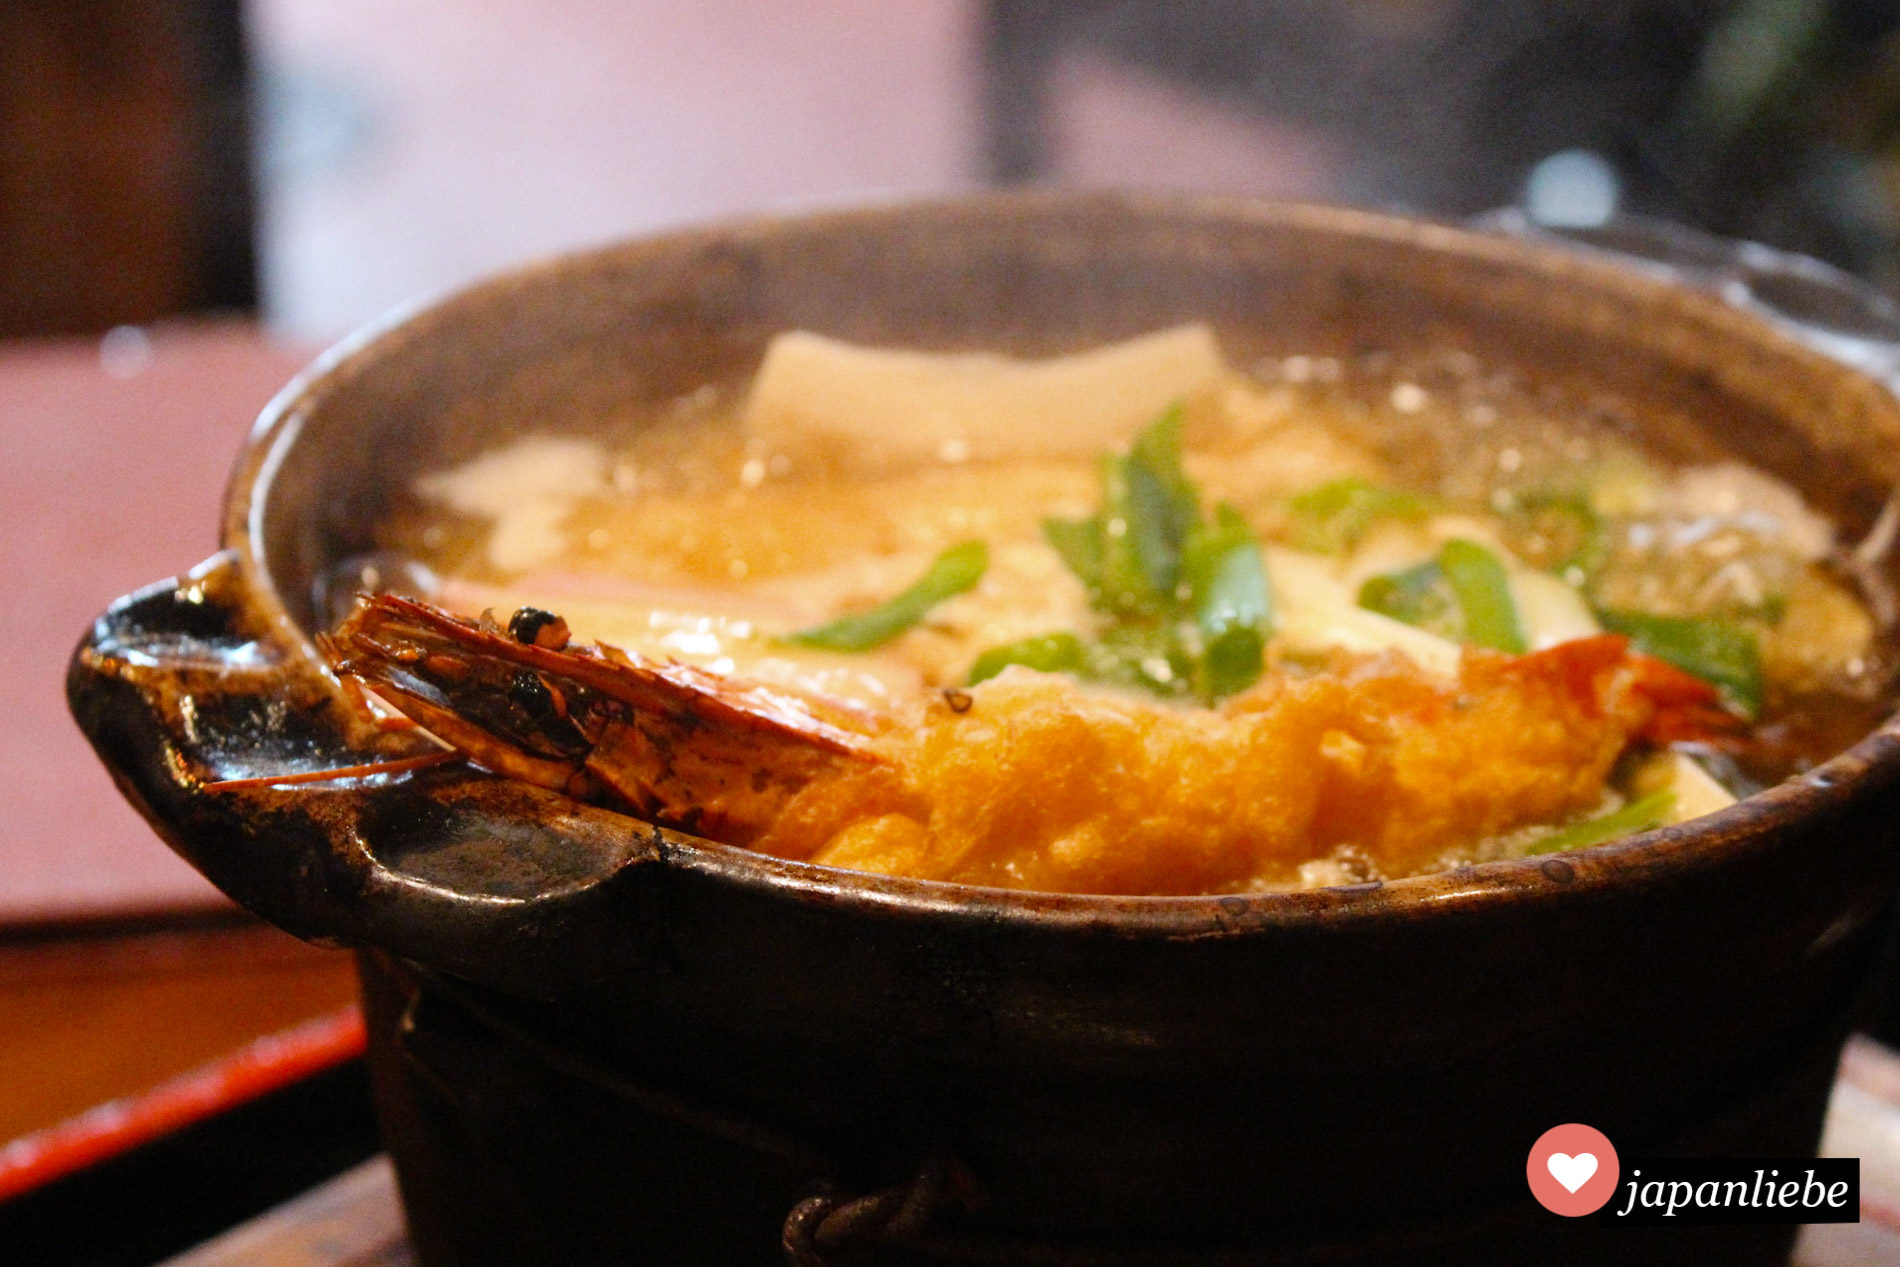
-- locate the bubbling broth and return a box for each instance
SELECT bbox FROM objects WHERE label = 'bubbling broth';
[341,326,1897,895]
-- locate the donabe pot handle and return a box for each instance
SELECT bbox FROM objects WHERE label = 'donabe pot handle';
[66,551,376,943]
[1471,209,1900,379]
[68,553,668,984]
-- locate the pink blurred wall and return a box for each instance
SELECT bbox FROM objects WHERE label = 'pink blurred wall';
[253,0,985,337]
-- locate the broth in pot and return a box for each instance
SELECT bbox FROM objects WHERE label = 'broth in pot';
[328,324,1896,896]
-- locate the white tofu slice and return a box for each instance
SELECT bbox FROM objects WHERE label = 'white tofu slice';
[1509,569,1601,650]
[744,324,1226,472]
[1632,749,1739,825]
[1663,751,1739,824]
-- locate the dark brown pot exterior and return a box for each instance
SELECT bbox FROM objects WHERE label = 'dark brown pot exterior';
[66,194,1900,1262]
[359,951,1837,1265]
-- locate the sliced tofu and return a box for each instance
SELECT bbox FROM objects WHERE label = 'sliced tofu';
[1668,752,1740,822]
[1632,749,1739,825]
[413,435,608,573]
[1509,569,1600,650]
[744,325,1226,473]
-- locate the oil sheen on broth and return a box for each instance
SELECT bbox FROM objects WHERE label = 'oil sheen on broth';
[358,325,1895,895]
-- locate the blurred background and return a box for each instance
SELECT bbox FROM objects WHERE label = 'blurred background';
[10,0,1900,342]
[9,1,1900,1261]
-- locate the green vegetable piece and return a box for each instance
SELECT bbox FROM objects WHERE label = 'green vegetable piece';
[1357,542,1523,650]
[1508,492,1609,579]
[1032,411,1274,704]
[1042,515,1104,590]
[1125,458,1186,595]
[1085,620,1195,697]
[1096,453,1161,611]
[1186,505,1273,632]
[1595,608,1763,717]
[1095,406,1202,611]
[1287,477,1437,553]
[785,540,989,651]
[967,632,1087,685]
[1129,403,1199,547]
[1357,560,1457,635]
[1523,791,1676,856]
[1438,538,1527,654]
[1184,503,1272,700]
[1199,626,1267,703]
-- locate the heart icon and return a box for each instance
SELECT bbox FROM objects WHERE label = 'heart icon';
[1547,1151,1598,1194]
[1528,1125,1618,1216]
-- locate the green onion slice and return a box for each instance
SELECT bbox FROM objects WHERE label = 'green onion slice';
[1184,503,1272,700]
[1594,608,1762,717]
[967,632,1088,685]
[1097,452,1168,609]
[1130,403,1199,547]
[1287,477,1437,554]
[1357,560,1457,636]
[1028,407,1275,703]
[785,540,989,651]
[1523,791,1676,856]
[1437,538,1526,654]
[1095,405,1201,610]
[1508,491,1609,579]
[1042,516,1104,591]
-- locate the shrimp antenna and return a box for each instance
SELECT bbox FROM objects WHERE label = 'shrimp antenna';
[203,749,459,792]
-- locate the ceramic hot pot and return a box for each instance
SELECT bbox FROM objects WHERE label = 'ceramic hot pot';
[68,195,1900,1264]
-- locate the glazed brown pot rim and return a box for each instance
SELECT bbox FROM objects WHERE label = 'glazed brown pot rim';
[224,189,1900,930]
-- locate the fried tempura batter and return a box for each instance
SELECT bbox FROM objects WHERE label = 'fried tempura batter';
[755,636,1661,893]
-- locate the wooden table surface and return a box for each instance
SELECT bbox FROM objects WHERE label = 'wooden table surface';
[162,1157,410,1267]
[0,918,359,1147]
